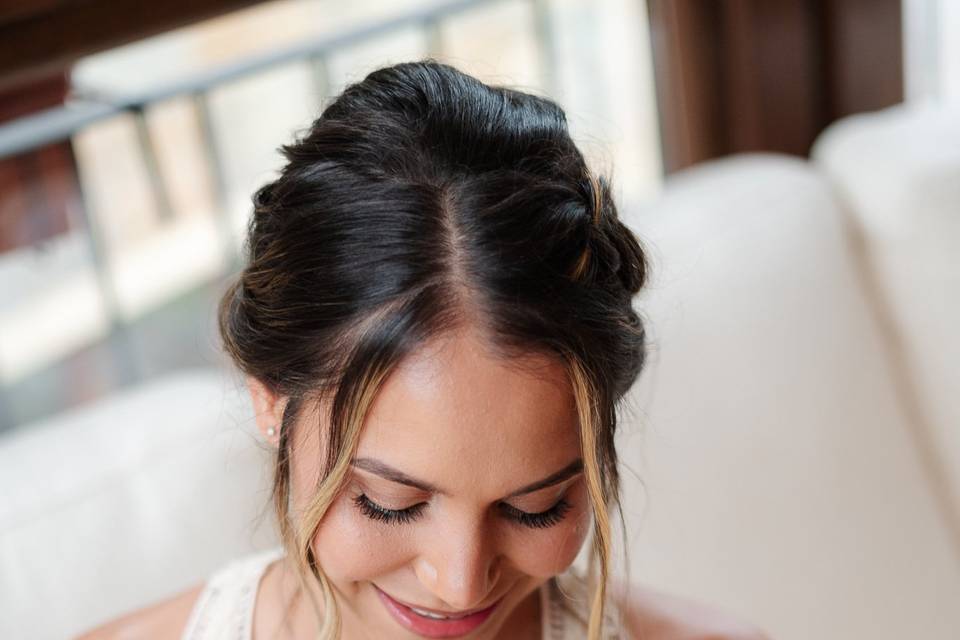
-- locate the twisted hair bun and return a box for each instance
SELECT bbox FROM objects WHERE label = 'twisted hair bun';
[572,170,647,295]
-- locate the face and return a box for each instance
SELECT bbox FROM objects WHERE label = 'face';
[251,325,591,639]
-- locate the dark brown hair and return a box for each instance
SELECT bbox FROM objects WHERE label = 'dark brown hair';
[218,59,648,639]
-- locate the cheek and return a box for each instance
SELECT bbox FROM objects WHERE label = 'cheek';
[311,492,416,583]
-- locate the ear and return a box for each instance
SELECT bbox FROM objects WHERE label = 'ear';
[246,375,287,445]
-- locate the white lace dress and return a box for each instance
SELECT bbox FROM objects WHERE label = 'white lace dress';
[180,547,623,639]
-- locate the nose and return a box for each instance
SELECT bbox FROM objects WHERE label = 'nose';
[414,518,501,611]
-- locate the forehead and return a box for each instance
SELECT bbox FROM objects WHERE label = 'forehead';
[355,327,581,491]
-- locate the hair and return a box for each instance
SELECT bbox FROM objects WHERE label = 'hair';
[218,59,648,639]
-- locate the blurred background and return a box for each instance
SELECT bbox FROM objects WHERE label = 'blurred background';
[1,1,958,639]
[0,0,661,428]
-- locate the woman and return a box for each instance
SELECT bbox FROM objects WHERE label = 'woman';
[81,60,767,640]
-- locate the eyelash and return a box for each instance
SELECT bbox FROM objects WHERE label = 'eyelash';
[352,494,573,529]
[353,494,426,525]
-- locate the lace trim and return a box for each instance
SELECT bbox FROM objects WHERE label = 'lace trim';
[180,548,285,640]
[547,568,624,639]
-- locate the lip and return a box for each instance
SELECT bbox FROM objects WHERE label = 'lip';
[374,586,501,638]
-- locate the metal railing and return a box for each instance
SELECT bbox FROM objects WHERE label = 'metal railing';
[0,0,556,304]
[0,0,557,396]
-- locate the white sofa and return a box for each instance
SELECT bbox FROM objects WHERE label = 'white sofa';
[0,371,278,639]
[2,103,957,640]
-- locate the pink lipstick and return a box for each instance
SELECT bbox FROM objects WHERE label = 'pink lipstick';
[375,586,500,638]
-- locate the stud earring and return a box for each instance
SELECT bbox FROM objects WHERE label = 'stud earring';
[266,425,277,437]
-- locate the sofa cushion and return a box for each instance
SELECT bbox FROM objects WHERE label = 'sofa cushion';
[619,154,960,640]
[0,368,278,639]
[811,103,960,515]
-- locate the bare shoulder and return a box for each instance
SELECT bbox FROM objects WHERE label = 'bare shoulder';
[613,582,771,640]
[74,582,205,640]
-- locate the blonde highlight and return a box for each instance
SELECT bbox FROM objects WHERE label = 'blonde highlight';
[570,169,605,282]
[567,356,616,639]
[274,360,400,639]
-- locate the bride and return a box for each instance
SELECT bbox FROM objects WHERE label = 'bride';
[79,60,768,640]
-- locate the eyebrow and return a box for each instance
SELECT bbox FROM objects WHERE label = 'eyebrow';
[350,457,584,499]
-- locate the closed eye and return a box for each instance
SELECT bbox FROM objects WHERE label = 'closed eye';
[498,499,572,529]
[353,494,573,530]
[353,494,426,525]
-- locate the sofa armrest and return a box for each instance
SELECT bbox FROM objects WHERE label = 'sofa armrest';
[812,103,960,515]
[619,154,960,640]
[0,368,278,639]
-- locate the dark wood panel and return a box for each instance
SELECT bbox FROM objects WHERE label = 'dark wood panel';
[0,143,79,253]
[0,0,63,25]
[647,0,903,174]
[821,0,903,118]
[0,71,76,252]
[0,0,264,92]
[647,1,724,173]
